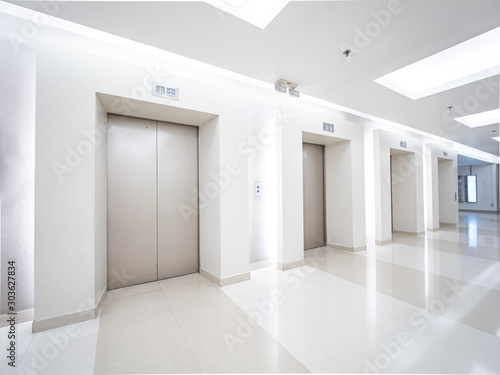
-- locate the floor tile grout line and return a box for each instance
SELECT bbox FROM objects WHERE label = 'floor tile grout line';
[390,236,500,263]
[4,322,37,364]
[106,280,161,301]
[105,284,164,306]
[7,323,37,375]
[97,290,173,334]
[26,318,101,352]
[164,297,227,314]
[166,283,306,373]
[309,344,369,373]
[304,256,500,341]
[363,237,500,271]
[406,239,500,263]
[217,278,318,371]
[224,267,398,371]
[95,291,196,374]
[478,338,500,374]
[162,285,203,375]
[92,211,500,373]
[286,260,498,373]
[358,245,500,292]
[17,330,100,375]
[367,239,500,265]
[158,283,175,313]
[228,299,311,372]
[318,246,500,306]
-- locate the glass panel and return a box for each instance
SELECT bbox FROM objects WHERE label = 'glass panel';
[466,175,477,203]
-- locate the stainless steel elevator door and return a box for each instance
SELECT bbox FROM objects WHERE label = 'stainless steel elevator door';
[107,115,158,289]
[107,115,199,290]
[157,122,199,279]
[303,143,326,250]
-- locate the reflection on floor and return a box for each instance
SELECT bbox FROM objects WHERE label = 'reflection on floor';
[1,211,500,374]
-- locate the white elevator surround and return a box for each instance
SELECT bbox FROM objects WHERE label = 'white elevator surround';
[107,115,199,290]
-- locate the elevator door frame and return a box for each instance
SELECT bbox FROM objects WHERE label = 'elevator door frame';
[390,155,394,233]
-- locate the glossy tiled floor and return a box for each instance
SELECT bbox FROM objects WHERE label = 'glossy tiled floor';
[2,211,500,374]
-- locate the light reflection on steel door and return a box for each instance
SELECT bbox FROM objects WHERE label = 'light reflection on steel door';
[157,121,198,280]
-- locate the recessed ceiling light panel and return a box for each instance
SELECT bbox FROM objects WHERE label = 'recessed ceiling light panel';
[455,108,500,128]
[203,0,290,29]
[375,26,500,100]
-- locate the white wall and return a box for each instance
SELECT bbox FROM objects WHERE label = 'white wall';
[219,107,251,280]
[198,117,221,277]
[248,101,278,265]
[94,97,108,305]
[325,141,353,249]
[424,144,440,231]
[0,15,35,314]
[373,129,424,244]
[35,42,99,323]
[458,164,499,212]
[324,137,367,251]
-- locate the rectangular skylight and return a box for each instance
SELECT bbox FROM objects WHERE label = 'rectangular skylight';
[203,0,289,29]
[455,108,500,128]
[25,0,290,29]
[375,26,500,100]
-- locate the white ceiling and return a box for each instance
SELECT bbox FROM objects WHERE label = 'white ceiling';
[457,154,496,166]
[6,0,500,156]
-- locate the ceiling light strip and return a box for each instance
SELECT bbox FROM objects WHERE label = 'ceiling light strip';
[375,26,500,100]
[455,108,500,128]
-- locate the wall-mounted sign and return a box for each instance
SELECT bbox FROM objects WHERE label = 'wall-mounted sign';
[152,84,179,101]
[443,151,448,157]
[323,122,334,132]
[400,141,407,148]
